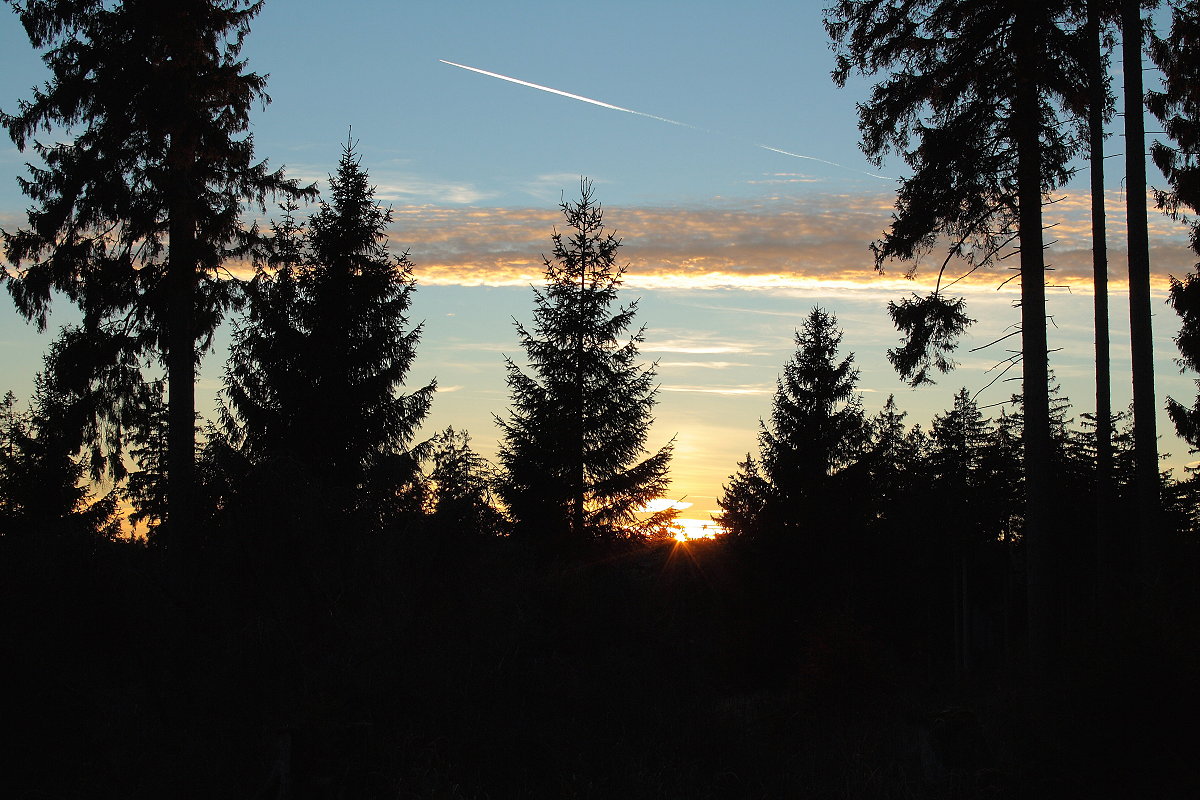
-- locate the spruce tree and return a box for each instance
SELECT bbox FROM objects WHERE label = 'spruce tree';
[718,307,866,546]
[1148,0,1200,451]
[496,179,673,545]
[929,389,992,532]
[1121,0,1162,556]
[0,345,121,541]
[221,142,434,524]
[826,0,1091,673]
[424,427,504,537]
[0,0,310,538]
[863,394,925,519]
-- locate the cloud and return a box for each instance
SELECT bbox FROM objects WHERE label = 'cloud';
[656,361,751,369]
[7,188,1192,296]
[285,165,494,205]
[661,384,774,395]
[646,334,767,355]
[392,190,1196,294]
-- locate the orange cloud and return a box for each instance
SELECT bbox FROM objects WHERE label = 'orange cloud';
[388,191,1197,294]
[6,189,1194,295]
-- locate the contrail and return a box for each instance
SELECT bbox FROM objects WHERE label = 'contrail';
[439,59,893,181]
[439,60,694,129]
[754,144,892,181]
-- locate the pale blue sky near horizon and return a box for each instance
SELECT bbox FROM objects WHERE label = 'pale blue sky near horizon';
[1,1,1196,524]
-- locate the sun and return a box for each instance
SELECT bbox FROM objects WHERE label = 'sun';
[635,498,726,541]
[671,517,725,541]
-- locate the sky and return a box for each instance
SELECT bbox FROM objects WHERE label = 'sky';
[0,1,1197,531]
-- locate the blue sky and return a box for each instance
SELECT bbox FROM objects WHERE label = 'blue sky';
[1,1,1197,526]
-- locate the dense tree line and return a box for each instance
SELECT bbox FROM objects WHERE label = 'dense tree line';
[2,1,1200,797]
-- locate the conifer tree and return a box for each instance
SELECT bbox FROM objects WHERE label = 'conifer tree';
[221,142,434,524]
[826,0,1091,673]
[424,427,504,537]
[1148,0,1200,451]
[929,389,992,528]
[863,394,925,519]
[1121,0,1162,553]
[496,179,673,544]
[1085,0,1117,575]
[0,345,121,541]
[0,0,310,537]
[717,454,771,542]
[718,307,866,545]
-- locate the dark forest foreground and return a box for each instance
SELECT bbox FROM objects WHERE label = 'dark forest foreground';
[4,511,1196,800]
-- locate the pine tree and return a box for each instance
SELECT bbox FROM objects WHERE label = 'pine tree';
[1085,0,1117,592]
[863,394,923,516]
[718,307,866,546]
[717,454,771,541]
[0,346,121,541]
[1121,0,1163,557]
[496,179,673,545]
[1149,0,1200,452]
[424,427,503,537]
[826,0,1091,674]
[929,389,991,526]
[221,141,434,524]
[0,0,311,538]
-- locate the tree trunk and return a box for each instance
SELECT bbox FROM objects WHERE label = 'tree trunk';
[574,236,586,542]
[1122,0,1160,577]
[1014,4,1056,678]
[165,127,198,542]
[1088,0,1116,614]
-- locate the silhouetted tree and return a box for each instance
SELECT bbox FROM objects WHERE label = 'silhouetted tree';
[826,0,1091,673]
[1149,0,1200,452]
[1121,0,1163,556]
[496,179,673,546]
[977,408,1025,542]
[221,142,434,525]
[717,454,771,541]
[0,0,310,538]
[863,395,924,516]
[0,347,121,540]
[718,307,866,548]
[424,427,504,537]
[1085,0,1118,600]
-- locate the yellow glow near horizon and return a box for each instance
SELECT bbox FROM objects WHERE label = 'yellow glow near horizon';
[672,517,725,541]
[638,498,694,513]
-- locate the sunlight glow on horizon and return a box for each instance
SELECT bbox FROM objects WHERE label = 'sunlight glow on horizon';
[672,517,725,541]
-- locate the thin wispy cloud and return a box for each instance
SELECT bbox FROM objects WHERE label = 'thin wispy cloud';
[283,166,493,205]
[657,361,751,369]
[519,173,607,204]
[647,337,761,355]
[662,384,774,395]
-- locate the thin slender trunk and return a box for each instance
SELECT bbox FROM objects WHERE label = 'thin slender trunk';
[166,127,197,542]
[1014,5,1056,678]
[1122,0,1160,575]
[574,236,586,541]
[1088,0,1115,612]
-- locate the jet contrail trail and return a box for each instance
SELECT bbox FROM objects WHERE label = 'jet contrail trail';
[439,59,893,181]
[754,144,890,179]
[439,60,694,129]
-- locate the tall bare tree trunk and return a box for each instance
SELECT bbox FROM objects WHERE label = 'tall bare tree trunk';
[574,236,587,542]
[166,126,197,543]
[1122,0,1159,576]
[1015,4,1056,677]
[1088,0,1115,611]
